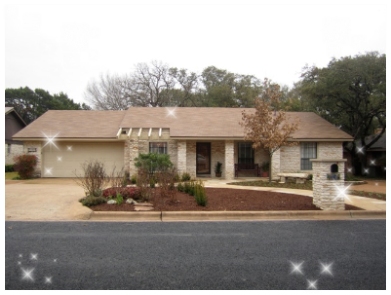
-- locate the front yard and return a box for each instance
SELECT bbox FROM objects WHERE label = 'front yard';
[228,180,386,201]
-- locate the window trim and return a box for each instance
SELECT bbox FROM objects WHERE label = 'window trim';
[149,142,167,154]
[300,142,317,170]
[238,142,255,164]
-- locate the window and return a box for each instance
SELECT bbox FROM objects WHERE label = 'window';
[149,142,167,154]
[301,142,317,170]
[7,144,11,155]
[238,143,254,164]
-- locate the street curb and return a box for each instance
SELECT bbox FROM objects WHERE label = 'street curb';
[89,211,161,221]
[88,210,386,222]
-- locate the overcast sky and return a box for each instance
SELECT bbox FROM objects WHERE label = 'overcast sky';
[4,0,387,106]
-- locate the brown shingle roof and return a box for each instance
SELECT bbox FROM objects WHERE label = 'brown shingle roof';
[13,110,126,139]
[13,107,353,141]
[121,107,352,140]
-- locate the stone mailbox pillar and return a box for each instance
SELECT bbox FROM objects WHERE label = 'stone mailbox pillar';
[311,159,347,211]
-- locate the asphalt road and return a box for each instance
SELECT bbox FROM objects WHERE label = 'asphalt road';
[5,220,386,290]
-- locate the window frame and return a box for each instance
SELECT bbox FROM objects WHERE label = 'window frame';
[238,142,255,165]
[300,142,317,170]
[149,142,168,154]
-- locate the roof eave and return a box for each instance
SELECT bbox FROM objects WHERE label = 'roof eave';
[12,137,124,142]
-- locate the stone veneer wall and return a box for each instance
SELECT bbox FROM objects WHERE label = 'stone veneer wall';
[271,149,280,179]
[224,140,235,180]
[311,159,346,211]
[125,128,173,176]
[280,145,300,173]
[177,141,187,175]
[186,141,196,178]
[5,143,24,165]
[318,142,342,159]
[277,142,344,176]
[211,141,225,177]
[23,141,42,176]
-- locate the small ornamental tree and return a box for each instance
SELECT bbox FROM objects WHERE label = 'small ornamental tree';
[240,79,299,182]
[13,154,38,179]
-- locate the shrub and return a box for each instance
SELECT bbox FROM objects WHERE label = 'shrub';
[74,160,108,197]
[177,182,184,192]
[183,180,198,196]
[130,174,137,184]
[134,153,173,174]
[116,193,124,205]
[13,154,38,179]
[5,164,14,172]
[194,181,207,206]
[181,172,191,181]
[79,196,107,207]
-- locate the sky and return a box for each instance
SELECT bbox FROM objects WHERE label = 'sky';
[4,0,388,106]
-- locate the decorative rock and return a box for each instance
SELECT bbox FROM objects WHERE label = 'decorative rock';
[126,198,138,204]
[107,199,117,205]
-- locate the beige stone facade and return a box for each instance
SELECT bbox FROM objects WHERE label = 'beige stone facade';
[123,135,345,180]
[23,126,346,179]
[5,143,24,165]
[311,159,346,210]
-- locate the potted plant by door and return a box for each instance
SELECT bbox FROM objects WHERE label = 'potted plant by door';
[261,162,270,177]
[215,161,222,177]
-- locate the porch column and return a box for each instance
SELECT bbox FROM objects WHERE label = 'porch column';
[177,140,187,175]
[271,149,281,180]
[225,140,235,180]
[128,139,139,176]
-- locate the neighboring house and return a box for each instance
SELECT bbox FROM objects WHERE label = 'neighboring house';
[5,107,27,165]
[12,107,352,179]
[344,132,386,177]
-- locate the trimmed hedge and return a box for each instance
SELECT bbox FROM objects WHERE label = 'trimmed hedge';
[5,164,14,172]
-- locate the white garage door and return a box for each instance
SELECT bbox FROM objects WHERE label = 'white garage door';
[41,142,124,177]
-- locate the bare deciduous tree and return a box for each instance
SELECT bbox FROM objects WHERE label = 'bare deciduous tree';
[240,79,299,182]
[85,73,133,110]
[130,60,175,107]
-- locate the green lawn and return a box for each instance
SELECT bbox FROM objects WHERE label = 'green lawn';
[5,172,19,180]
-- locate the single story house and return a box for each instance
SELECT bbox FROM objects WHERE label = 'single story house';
[12,107,352,179]
[5,107,27,165]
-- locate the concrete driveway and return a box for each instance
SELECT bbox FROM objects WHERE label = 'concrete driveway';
[5,178,92,221]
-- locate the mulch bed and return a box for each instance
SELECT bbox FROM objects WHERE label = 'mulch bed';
[90,188,361,211]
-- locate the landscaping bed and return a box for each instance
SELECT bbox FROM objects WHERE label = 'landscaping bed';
[90,187,361,211]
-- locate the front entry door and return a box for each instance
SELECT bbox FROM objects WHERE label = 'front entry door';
[196,142,211,174]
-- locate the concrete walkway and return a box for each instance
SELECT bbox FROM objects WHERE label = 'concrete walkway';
[4,177,386,222]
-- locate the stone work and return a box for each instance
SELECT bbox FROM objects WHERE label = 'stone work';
[279,145,300,173]
[186,141,196,178]
[211,141,225,177]
[311,159,346,211]
[224,140,234,180]
[5,143,23,165]
[177,141,187,175]
[318,142,342,159]
[271,149,280,180]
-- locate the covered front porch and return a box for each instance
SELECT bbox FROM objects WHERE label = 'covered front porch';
[176,140,270,180]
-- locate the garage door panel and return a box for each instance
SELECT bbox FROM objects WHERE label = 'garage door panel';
[42,142,124,177]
